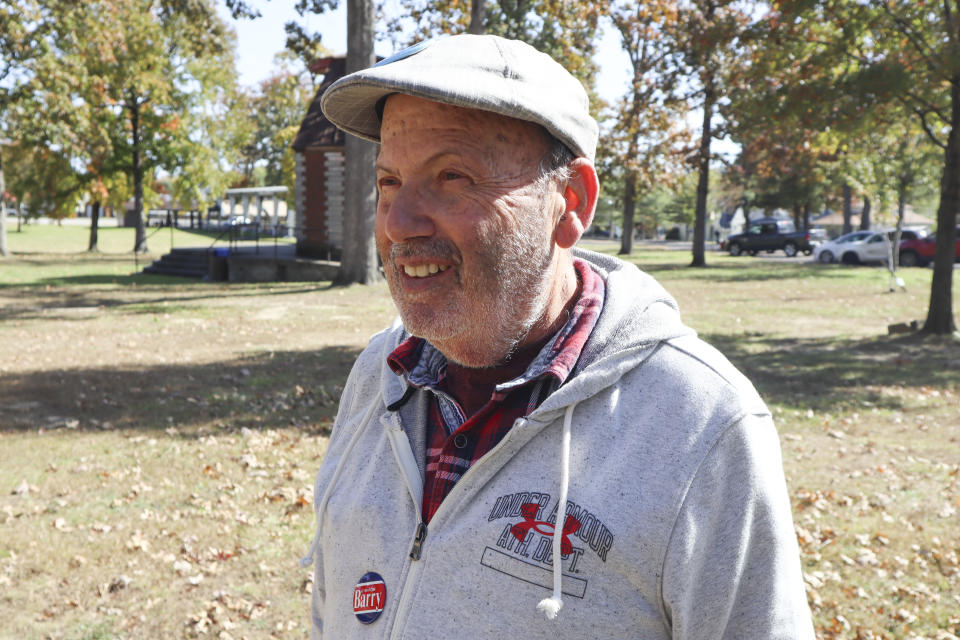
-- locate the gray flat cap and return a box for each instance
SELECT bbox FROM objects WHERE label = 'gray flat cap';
[320,34,598,161]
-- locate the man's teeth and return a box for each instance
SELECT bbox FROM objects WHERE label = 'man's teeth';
[403,263,448,278]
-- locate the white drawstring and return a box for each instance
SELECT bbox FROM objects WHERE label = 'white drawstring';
[537,402,576,620]
[300,391,383,568]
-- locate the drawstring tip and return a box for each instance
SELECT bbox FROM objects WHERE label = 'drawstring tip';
[299,555,314,568]
[537,596,563,620]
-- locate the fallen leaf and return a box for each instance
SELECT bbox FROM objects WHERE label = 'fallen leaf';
[109,575,131,593]
[126,530,150,552]
[52,518,72,532]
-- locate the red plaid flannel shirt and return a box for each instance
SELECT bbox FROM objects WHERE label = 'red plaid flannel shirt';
[387,259,605,523]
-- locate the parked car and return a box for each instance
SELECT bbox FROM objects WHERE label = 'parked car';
[899,225,960,267]
[815,230,903,265]
[721,218,815,257]
[814,231,873,264]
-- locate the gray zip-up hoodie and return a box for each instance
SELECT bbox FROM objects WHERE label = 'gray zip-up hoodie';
[303,249,815,639]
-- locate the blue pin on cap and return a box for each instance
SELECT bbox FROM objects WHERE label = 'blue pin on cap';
[373,39,434,67]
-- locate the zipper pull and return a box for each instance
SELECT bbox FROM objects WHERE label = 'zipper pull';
[409,521,428,560]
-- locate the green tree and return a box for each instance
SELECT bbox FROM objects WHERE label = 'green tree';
[166,79,241,225]
[0,0,51,256]
[671,0,754,267]
[770,0,959,333]
[3,0,123,250]
[871,1,960,332]
[383,0,604,92]
[1,143,83,222]
[281,23,331,90]
[3,0,238,253]
[69,0,236,252]
[604,0,689,255]
[240,70,314,187]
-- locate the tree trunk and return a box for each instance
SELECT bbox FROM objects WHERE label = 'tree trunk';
[860,195,871,230]
[922,78,959,334]
[336,0,381,285]
[842,183,852,235]
[892,188,907,272]
[88,201,101,252]
[469,0,485,34]
[802,203,810,231]
[691,74,714,268]
[792,204,801,231]
[130,95,148,253]
[0,149,8,258]
[619,171,636,255]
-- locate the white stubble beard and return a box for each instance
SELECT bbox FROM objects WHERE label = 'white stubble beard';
[385,199,557,368]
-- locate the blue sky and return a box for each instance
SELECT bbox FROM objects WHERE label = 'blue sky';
[219,0,630,103]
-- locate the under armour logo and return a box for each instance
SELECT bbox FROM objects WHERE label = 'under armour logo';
[510,502,581,556]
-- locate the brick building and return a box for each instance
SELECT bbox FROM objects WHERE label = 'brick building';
[292,57,347,259]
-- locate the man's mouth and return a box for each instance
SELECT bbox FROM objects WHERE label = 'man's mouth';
[402,263,450,278]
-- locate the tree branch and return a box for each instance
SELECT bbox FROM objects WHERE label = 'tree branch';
[912,106,948,149]
[878,0,949,80]
[899,86,949,122]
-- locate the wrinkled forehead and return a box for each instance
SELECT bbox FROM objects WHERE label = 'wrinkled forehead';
[379,94,552,161]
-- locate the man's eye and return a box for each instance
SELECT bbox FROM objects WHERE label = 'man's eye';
[441,171,465,181]
[378,177,400,189]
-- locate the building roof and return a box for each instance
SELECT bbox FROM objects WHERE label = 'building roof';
[814,204,934,227]
[292,57,347,151]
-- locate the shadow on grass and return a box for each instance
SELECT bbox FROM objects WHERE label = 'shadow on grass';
[638,260,888,283]
[0,282,337,322]
[0,345,363,435]
[706,331,960,412]
[28,273,199,287]
[4,329,957,435]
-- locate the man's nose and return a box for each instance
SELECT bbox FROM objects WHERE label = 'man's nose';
[382,185,436,243]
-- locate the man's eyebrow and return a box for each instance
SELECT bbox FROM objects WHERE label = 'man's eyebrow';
[375,151,467,174]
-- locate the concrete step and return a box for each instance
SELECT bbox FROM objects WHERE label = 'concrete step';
[143,249,210,278]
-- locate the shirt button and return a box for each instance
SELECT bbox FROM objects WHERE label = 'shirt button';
[453,434,468,449]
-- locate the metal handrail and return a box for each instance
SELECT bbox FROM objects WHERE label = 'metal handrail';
[202,221,339,260]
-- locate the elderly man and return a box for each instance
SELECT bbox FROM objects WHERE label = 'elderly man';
[302,34,814,639]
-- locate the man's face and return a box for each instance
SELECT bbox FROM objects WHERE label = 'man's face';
[375,94,563,368]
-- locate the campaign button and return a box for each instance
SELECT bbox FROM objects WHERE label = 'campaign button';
[353,572,387,624]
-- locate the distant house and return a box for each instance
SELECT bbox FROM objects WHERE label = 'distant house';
[292,57,347,259]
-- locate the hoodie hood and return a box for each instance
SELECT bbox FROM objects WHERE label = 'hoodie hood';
[378,248,696,417]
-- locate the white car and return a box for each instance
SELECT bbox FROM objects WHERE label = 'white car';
[813,230,893,265]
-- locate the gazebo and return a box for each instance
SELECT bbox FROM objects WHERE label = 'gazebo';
[221,186,292,236]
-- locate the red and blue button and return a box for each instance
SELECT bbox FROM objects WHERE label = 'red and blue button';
[353,572,387,624]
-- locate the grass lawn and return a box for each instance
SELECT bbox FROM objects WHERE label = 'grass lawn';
[1,229,959,639]
[1,220,295,287]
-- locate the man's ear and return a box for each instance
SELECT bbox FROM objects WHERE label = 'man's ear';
[555,158,599,249]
